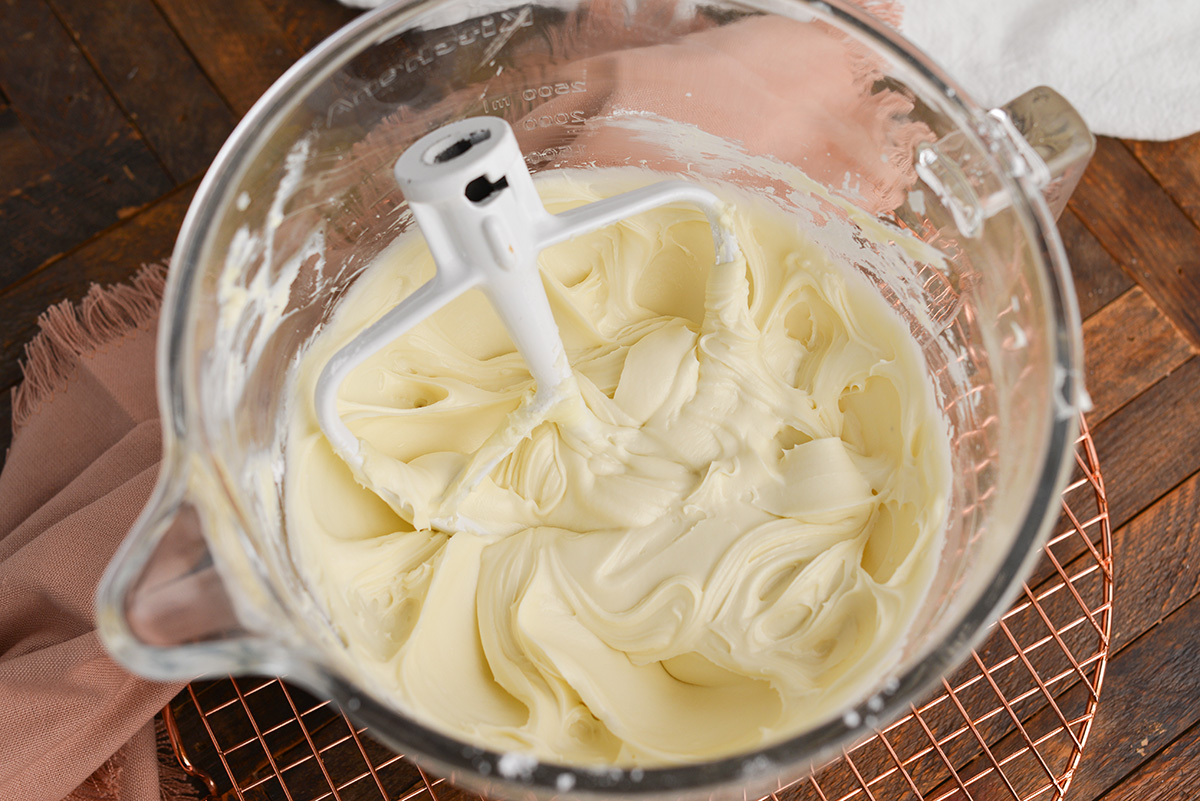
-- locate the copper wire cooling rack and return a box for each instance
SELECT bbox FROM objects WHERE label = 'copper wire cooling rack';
[165,417,1112,801]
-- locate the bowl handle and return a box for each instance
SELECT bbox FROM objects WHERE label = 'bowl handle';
[917,86,1095,233]
[995,86,1096,220]
[96,468,286,682]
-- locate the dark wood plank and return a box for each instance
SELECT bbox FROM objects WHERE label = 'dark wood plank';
[0,129,174,284]
[1069,137,1200,349]
[0,104,50,192]
[48,0,237,181]
[1058,207,1133,322]
[1082,287,1196,424]
[0,182,194,394]
[915,146,1200,798]
[1016,320,1194,595]
[1095,721,1200,801]
[0,0,131,160]
[151,0,300,116]
[1017,461,1196,730]
[1091,355,1200,530]
[1126,134,1200,229]
[257,0,359,54]
[1107,470,1200,653]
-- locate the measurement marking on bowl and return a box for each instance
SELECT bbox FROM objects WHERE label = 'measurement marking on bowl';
[480,73,588,116]
[525,143,589,165]
[323,9,535,127]
[523,110,587,130]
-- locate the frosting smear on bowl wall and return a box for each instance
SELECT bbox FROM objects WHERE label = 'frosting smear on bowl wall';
[284,168,952,766]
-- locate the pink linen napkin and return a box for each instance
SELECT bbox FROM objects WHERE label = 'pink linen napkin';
[0,266,195,801]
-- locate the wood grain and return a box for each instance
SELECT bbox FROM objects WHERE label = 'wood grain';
[0,129,173,283]
[257,0,359,54]
[151,0,300,115]
[47,0,237,181]
[1091,355,1200,530]
[1069,137,1200,349]
[1126,135,1200,229]
[1095,721,1200,801]
[1017,322,1197,593]
[167,678,429,801]
[1082,287,1196,424]
[920,457,1200,801]
[1059,208,1133,322]
[0,103,50,192]
[925,585,1200,801]
[1107,470,1200,653]
[0,0,131,160]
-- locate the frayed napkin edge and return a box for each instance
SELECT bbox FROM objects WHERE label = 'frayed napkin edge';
[12,265,167,437]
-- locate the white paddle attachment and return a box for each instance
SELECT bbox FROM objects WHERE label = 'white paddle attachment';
[315,117,739,525]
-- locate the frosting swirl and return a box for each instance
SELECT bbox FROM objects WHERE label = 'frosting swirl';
[286,170,949,765]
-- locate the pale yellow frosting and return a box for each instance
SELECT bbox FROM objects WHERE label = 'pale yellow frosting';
[285,170,950,766]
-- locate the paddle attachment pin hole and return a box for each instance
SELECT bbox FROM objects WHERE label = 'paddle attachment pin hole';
[465,174,509,204]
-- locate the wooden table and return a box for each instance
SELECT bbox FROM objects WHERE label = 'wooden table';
[2,2,1198,799]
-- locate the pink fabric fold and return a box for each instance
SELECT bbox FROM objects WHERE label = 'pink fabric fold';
[0,266,192,801]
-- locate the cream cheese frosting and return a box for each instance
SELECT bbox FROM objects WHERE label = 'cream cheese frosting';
[285,169,950,766]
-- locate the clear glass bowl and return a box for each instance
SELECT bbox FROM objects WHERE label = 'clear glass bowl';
[96,0,1092,798]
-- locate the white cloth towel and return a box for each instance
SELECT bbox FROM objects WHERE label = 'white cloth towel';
[900,0,1200,141]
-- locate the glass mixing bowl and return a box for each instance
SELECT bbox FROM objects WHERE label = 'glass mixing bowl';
[96,0,1093,798]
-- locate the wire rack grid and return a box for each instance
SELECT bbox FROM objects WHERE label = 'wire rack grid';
[165,417,1112,801]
